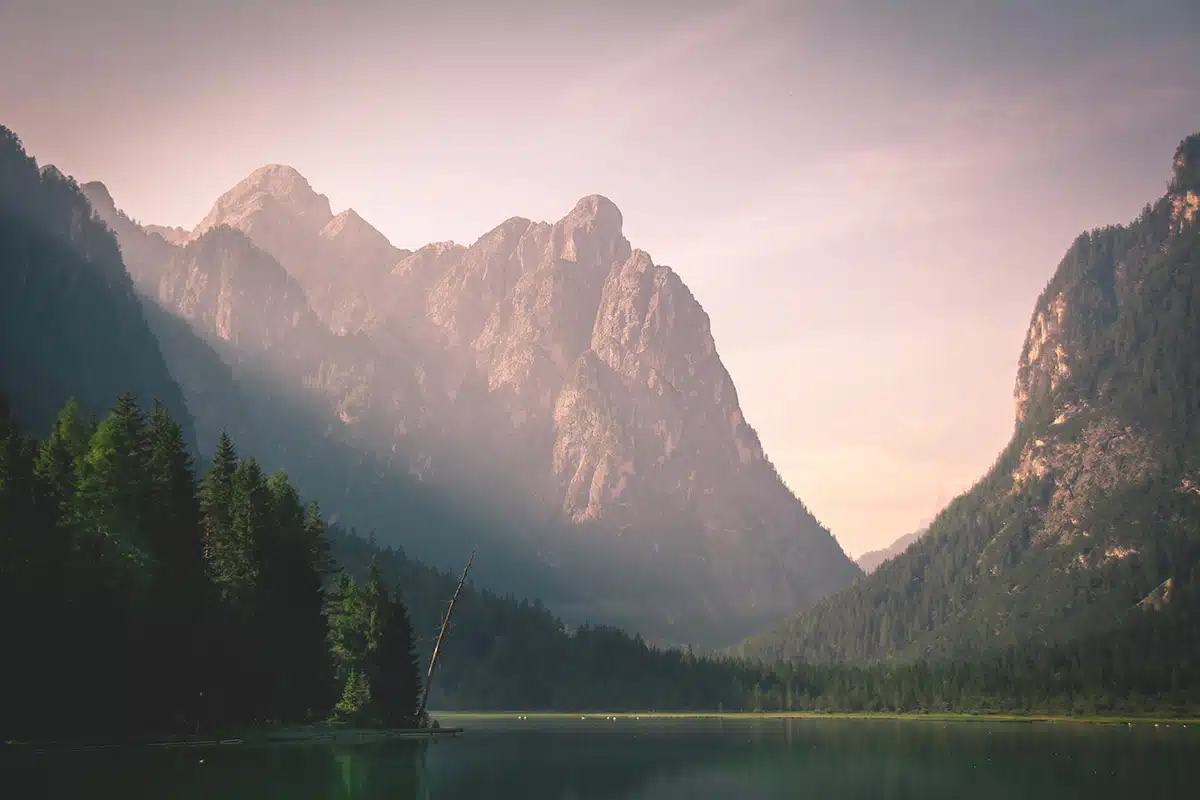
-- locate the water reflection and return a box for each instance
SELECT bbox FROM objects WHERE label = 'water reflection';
[5,718,1196,799]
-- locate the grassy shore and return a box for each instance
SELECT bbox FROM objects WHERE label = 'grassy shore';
[435,711,1199,727]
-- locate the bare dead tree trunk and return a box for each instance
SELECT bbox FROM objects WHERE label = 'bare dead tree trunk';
[418,549,474,723]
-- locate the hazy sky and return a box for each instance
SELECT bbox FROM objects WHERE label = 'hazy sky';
[3,0,1199,557]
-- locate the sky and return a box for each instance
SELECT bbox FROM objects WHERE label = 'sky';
[2,0,1199,557]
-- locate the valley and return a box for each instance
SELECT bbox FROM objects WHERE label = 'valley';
[1,125,1198,740]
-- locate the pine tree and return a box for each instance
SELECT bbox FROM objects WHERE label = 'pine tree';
[72,392,153,595]
[304,500,335,579]
[335,668,372,722]
[68,393,156,733]
[262,469,333,721]
[374,585,423,727]
[228,457,269,603]
[145,401,205,591]
[143,400,208,730]
[200,430,239,593]
[33,397,90,526]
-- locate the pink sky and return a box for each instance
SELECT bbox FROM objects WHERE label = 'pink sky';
[3,0,1198,556]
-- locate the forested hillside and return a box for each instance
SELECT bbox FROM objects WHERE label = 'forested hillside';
[735,134,1200,667]
[0,127,191,443]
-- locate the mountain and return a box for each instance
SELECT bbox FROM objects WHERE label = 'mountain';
[0,126,192,442]
[735,133,1200,664]
[856,529,925,575]
[0,123,756,719]
[81,166,859,646]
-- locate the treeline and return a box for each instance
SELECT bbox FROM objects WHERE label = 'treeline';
[733,585,1200,715]
[0,393,421,742]
[330,532,749,711]
[336,527,1200,717]
[3,394,1198,738]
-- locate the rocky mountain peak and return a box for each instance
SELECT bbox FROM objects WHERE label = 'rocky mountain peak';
[319,208,404,272]
[321,207,368,235]
[234,163,321,202]
[557,194,629,267]
[194,163,333,239]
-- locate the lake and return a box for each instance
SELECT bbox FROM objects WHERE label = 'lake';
[6,715,1197,798]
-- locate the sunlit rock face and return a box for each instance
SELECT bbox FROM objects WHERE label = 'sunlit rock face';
[83,172,860,647]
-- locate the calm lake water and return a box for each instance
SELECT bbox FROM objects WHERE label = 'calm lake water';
[6,716,1197,799]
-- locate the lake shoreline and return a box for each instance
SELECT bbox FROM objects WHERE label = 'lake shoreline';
[437,710,1198,726]
[6,709,1195,754]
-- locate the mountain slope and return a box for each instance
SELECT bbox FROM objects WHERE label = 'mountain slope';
[856,529,925,575]
[82,167,858,646]
[0,126,192,441]
[736,133,1200,664]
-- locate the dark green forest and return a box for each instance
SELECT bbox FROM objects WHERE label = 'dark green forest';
[0,395,422,741]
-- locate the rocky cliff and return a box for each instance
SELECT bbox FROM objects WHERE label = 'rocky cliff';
[735,133,1200,664]
[82,170,858,646]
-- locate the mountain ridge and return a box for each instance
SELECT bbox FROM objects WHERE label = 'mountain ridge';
[734,132,1200,664]
[81,166,859,647]
[0,128,193,445]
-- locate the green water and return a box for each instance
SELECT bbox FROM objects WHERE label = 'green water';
[6,717,1197,798]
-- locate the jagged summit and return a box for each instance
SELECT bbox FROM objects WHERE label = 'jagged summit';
[571,193,621,221]
[320,208,387,243]
[194,163,333,239]
[555,194,629,267]
[237,163,318,196]
[324,207,366,228]
[564,194,624,238]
